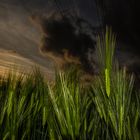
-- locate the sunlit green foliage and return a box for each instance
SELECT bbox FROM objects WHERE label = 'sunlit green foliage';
[0,29,140,140]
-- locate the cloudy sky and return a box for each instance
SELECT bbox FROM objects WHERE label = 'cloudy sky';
[0,0,140,77]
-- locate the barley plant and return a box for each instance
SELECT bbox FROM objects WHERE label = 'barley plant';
[90,27,140,140]
[0,28,140,140]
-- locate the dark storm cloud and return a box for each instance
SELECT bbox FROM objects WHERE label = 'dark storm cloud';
[32,13,98,74]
